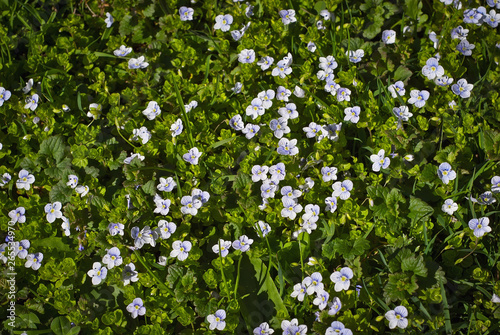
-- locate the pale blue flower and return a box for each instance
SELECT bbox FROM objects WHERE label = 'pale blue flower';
[24,94,39,111]
[279,9,296,25]
[0,173,11,187]
[388,81,405,98]
[0,87,11,106]
[184,100,198,112]
[257,56,274,70]
[183,147,202,165]
[232,235,253,252]
[370,149,390,172]
[87,262,107,285]
[113,45,132,57]
[451,26,469,40]
[255,220,271,236]
[463,8,483,24]
[332,180,353,200]
[393,106,412,121]
[422,57,444,79]
[320,9,331,20]
[303,122,323,138]
[232,82,243,94]
[257,89,275,109]
[324,80,340,94]
[321,166,338,182]
[291,281,308,301]
[8,207,26,224]
[105,12,113,27]
[75,184,89,197]
[207,309,226,330]
[25,252,43,270]
[251,165,269,182]
[382,30,396,44]
[278,103,298,120]
[276,86,291,101]
[269,162,286,182]
[245,4,254,17]
[192,188,210,205]
[344,106,360,123]
[435,75,453,86]
[385,306,408,329]
[307,41,317,52]
[313,290,330,310]
[442,199,458,215]
[319,55,338,71]
[407,89,430,108]
[330,267,353,291]
[325,195,337,213]
[246,98,265,119]
[170,240,192,261]
[132,126,151,144]
[127,298,146,319]
[488,0,500,9]
[242,123,260,139]
[230,114,245,131]
[108,222,124,236]
[307,272,324,294]
[438,162,456,184]
[123,263,139,285]
[180,195,202,215]
[44,202,62,223]
[128,56,149,69]
[478,191,496,205]
[281,186,302,200]
[179,6,194,21]
[491,176,500,193]
[452,78,473,98]
[67,175,78,188]
[214,14,233,32]
[124,153,145,164]
[346,49,364,63]
[142,101,161,120]
[277,138,299,156]
[456,40,475,56]
[238,49,256,63]
[261,180,277,199]
[271,59,292,78]
[102,247,122,269]
[270,117,290,139]
[337,87,351,102]
[212,239,231,257]
[328,297,342,315]
[253,322,274,335]
[156,220,176,240]
[14,240,30,259]
[157,177,176,192]
[170,118,183,137]
[281,319,307,335]
[316,20,326,30]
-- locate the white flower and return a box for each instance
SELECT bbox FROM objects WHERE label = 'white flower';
[442,199,458,215]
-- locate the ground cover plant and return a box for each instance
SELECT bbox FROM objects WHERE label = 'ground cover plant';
[1,0,500,334]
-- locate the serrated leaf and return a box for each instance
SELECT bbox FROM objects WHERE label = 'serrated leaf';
[39,136,66,163]
[142,179,156,196]
[401,254,428,277]
[49,182,73,204]
[408,196,434,225]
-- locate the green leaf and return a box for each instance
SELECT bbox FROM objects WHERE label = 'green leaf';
[384,272,418,301]
[202,268,218,289]
[39,136,66,163]
[408,196,434,226]
[32,237,71,252]
[51,316,71,335]
[142,179,156,196]
[17,312,40,329]
[393,65,412,81]
[401,254,428,277]
[49,181,73,204]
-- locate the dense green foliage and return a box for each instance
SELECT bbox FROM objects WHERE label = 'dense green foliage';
[1,0,500,334]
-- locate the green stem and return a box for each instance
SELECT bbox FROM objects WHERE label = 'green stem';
[233,253,243,301]
[114,117,137,149]
[133,250,174,295]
